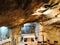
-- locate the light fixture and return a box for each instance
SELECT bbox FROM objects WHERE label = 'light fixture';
[32,7,46,15]
[36,7,46,12]
[43,9,53,14]
[32,12,42,15]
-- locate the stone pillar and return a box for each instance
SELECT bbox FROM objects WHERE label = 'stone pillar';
[38,23,47,42]
[44,32,47,41]
[10,25,21,45]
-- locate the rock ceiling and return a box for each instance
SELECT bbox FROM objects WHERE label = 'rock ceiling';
[0,0,60,28]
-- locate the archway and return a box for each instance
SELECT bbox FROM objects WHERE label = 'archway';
[18,22,39,45]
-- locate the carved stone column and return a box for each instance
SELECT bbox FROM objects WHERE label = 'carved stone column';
[38,23,47,42]
[10,25,21,45]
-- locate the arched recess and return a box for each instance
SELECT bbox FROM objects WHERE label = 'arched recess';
[18,22,39,44]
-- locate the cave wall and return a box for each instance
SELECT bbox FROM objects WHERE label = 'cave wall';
[44,26,60,44]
